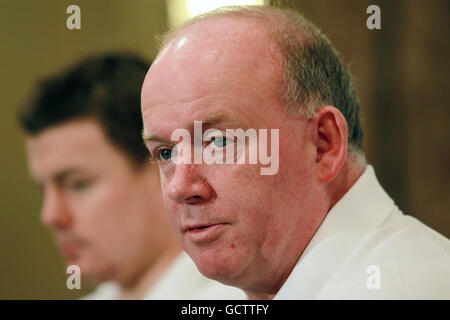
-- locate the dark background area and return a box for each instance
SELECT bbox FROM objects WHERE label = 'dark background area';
[0,0,448,299]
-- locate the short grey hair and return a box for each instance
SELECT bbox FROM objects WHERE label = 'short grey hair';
[159,5,365,160]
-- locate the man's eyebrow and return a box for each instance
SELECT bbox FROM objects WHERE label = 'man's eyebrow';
[141,112,245,142]
[200,112,244,128]
[52,169,85,184]
[30,168,83,189]
[142,131,168,142]
[55,168,82,179]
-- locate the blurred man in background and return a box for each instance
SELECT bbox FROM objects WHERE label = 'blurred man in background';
[19,53,241,299]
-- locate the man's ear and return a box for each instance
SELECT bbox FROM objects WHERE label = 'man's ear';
[312,106,348,182]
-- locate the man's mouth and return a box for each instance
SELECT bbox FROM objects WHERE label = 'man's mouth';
[59,241,83,259]
[57,236,87,260]
[184,223,228,243]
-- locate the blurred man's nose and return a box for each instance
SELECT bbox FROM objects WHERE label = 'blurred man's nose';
[40,184,73,229]
[166,164,215,205]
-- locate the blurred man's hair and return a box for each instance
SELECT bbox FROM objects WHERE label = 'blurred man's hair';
[161,5,365,161]
[18,53,150,167]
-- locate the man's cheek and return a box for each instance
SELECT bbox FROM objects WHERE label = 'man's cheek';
[165,205,182,234]
[162,192,178,215]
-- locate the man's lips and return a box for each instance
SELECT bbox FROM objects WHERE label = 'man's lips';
[57,237,87,259]
[183,223,229,243]
[59,242,82,259]
[183,222,224,232]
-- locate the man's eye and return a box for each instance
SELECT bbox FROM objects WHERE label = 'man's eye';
[212,136,228,148]
[156,148,173,161]
[66,179,92,191]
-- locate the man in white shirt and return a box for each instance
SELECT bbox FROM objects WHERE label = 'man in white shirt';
[140,5,449,299]
[86,251,241,300]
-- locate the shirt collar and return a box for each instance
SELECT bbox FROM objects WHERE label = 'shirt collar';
[298,165,395,260]
[274,165,396,299]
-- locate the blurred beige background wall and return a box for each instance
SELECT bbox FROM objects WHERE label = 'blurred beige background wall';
[0,0,448,299]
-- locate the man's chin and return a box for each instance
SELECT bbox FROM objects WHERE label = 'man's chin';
[64,258,114,285]
[189,248,245,285]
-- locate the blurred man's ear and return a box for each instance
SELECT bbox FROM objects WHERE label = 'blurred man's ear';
[312,106,348,182]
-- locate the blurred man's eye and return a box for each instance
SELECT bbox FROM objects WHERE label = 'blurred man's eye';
[64,178,93,191]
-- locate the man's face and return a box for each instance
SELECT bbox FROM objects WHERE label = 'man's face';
[26,118,167,284]
[142,18,323,291]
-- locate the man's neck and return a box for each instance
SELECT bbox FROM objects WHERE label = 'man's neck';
[245,292,276,300]
[326,158,366,212]
[118,242,182,300]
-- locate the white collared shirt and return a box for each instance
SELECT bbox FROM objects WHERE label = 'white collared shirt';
[275,165,450,299]
[144,252,243,300]
[83,252,243,300]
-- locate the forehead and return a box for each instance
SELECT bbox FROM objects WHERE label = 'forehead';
[141,16,284,137]
[26,119,122,180]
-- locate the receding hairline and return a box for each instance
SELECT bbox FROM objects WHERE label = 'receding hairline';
[156,5,316,110]
[155,6,305,114]
[158,5,304,52]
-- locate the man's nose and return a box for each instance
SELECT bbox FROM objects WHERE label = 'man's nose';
[166,164,215,205]
[40,185,73,229]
